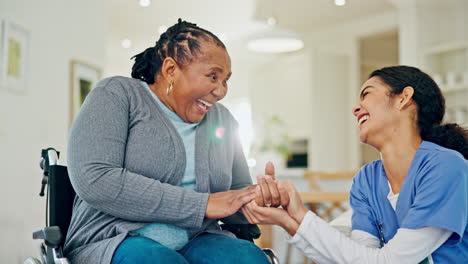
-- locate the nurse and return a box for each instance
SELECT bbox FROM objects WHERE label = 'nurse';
[242,66,468,263]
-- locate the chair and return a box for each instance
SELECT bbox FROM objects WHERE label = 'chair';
[24,148,279,264]
[303,171,356,220]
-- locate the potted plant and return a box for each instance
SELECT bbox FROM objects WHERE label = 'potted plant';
[253,115,291,170]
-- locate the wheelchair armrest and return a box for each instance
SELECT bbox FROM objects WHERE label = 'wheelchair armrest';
[220,223,261,242]
[33,226,63,248]
[262,248,280,264]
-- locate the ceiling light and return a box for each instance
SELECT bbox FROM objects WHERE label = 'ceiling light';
[121,39,132,49]
[139,0,151,7]
[248,0,304,54]
[335,0,346,6]
[247,25,304,53]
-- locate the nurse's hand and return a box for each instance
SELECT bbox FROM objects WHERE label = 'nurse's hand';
[241,200,299,236]
[205,185,257,219]
[255,162,284,207]
[281,180,308,223]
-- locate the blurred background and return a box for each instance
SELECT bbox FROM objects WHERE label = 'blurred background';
[1,0,467,263]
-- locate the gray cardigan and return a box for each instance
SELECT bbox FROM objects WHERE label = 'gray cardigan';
[63,77,252,264]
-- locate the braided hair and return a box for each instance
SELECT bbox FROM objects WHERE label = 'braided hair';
[131,19,225,84]
[369,66,468,158]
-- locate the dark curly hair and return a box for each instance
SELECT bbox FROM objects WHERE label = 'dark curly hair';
[131,18,225,84]
[369,66,468,158]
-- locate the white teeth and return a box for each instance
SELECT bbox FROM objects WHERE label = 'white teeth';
[197,99,213,108]
[358,115,369,125]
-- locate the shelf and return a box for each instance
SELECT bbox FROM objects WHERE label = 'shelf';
[422,41,468,77]
[422,41,468,126]
[422,41,468,56]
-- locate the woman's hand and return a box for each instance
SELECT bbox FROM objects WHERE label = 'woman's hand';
[281,180,309,223]
[255,162,286,208]
[255,173,308,224]
[241,200,299,236]
[205,185,257,219]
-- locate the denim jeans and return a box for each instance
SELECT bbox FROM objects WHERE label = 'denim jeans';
[111,233,270,264]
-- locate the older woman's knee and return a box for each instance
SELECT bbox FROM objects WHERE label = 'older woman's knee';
[111,236,188,264]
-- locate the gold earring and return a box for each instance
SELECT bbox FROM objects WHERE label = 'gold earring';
[166,82,173,95]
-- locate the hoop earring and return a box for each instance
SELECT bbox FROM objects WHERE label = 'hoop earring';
[166,82,173,95]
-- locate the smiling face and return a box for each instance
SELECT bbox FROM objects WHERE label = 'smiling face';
[352,76,402,146]
[159,43,231,123]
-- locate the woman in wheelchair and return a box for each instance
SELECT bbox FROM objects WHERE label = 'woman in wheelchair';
[64,19,271,264]
[243,66,468,263]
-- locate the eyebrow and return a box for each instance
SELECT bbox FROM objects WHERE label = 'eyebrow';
[360,86,373,98]
[209,66,224,73]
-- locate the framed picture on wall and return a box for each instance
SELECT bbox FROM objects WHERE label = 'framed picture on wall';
[70,60,101,124]
[0,20,30,93]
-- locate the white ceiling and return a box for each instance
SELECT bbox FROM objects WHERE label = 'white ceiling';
[105,0,396,49]
[103,0,398,77]
[254,0,395,32]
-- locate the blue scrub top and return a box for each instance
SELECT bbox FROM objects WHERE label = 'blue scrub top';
[350,141,467,263]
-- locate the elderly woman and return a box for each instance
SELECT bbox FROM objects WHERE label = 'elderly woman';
[243,66,467,263]
[63,19,270,264]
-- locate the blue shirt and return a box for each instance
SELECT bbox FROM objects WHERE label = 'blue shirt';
[350,141,467,263]
[149,84,198,190]
[132,82,199,250]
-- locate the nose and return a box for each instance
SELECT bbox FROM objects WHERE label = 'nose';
[352,103,361,117]
[212,85,227,101]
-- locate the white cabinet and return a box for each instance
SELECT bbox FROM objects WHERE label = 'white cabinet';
[422,42,468,126]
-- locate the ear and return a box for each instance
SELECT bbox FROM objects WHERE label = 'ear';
[160,57,179,83]
[397,86,414,110]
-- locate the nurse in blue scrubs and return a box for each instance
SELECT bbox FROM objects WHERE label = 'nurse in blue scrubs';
[242,66,468,263]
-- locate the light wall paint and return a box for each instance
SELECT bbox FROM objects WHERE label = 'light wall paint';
[0,0,106,262]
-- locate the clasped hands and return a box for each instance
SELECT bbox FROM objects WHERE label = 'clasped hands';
[205,162,307,235]
[241,162,308,236]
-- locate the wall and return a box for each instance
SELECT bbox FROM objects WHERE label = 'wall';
[0,0,106,262]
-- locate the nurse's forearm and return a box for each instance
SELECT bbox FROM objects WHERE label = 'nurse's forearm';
[280,216,300,236]
[290,211,452,263]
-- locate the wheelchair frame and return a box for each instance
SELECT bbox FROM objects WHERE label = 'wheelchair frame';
[25,148,70,264]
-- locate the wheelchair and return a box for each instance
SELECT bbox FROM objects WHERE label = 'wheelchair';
[25,148,279,264]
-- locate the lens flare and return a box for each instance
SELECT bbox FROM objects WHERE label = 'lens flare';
[215,127,226,139]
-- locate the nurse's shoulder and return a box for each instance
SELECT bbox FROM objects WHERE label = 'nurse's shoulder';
[417,141,467,182]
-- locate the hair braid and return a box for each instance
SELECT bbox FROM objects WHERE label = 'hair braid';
[131,18,225,84]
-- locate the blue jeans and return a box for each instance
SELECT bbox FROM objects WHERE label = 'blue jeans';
[111,234,270,264]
